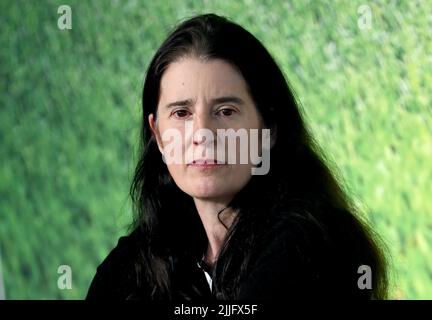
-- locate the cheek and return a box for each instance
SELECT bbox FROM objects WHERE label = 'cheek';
[165,164,184,181]
[158,122,186,146]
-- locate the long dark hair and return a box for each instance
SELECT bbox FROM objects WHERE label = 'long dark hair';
[129,13,388,300]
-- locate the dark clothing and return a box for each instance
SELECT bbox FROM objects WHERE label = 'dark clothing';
[86,229,214,301]
[86,211,373,300]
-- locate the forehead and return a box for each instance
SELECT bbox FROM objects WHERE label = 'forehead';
[159,57,250,101]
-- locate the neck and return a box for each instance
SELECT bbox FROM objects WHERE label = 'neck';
[193,197,237,267]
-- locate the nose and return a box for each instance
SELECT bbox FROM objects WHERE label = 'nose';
[192,110,216,146]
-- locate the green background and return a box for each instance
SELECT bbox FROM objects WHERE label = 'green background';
[1,0,431,299]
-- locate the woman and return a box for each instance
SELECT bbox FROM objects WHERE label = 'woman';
[86,13,388,300]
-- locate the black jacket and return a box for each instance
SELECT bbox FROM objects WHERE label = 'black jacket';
[86,211,373,300]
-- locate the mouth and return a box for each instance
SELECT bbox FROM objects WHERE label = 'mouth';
[187,159,226,168]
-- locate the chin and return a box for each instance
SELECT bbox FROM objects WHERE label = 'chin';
[190,190,225,200]
[188,186,233,201]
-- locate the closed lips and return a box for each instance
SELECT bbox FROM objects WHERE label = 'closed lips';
[189,159,225,164]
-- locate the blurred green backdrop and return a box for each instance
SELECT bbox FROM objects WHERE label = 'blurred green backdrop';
[1,0,431,299]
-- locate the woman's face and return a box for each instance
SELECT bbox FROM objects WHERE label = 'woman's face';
[149,57,264,203]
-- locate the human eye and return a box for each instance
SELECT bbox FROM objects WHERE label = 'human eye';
[216,107,236,117]
[172,108,191,119]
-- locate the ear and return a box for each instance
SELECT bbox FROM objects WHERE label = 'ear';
[148,113,163,153]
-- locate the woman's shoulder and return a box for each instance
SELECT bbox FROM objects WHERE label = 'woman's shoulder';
[95,227,145,271]
[238,206,372,299]
[260,205,365,265]
[260,206,330,247]
[86,227,146,299]
[265,203,360,243]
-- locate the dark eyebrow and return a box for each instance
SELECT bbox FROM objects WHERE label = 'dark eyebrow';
[164,96,245,110]
[211,96,245,106]
[164,99,194,109]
